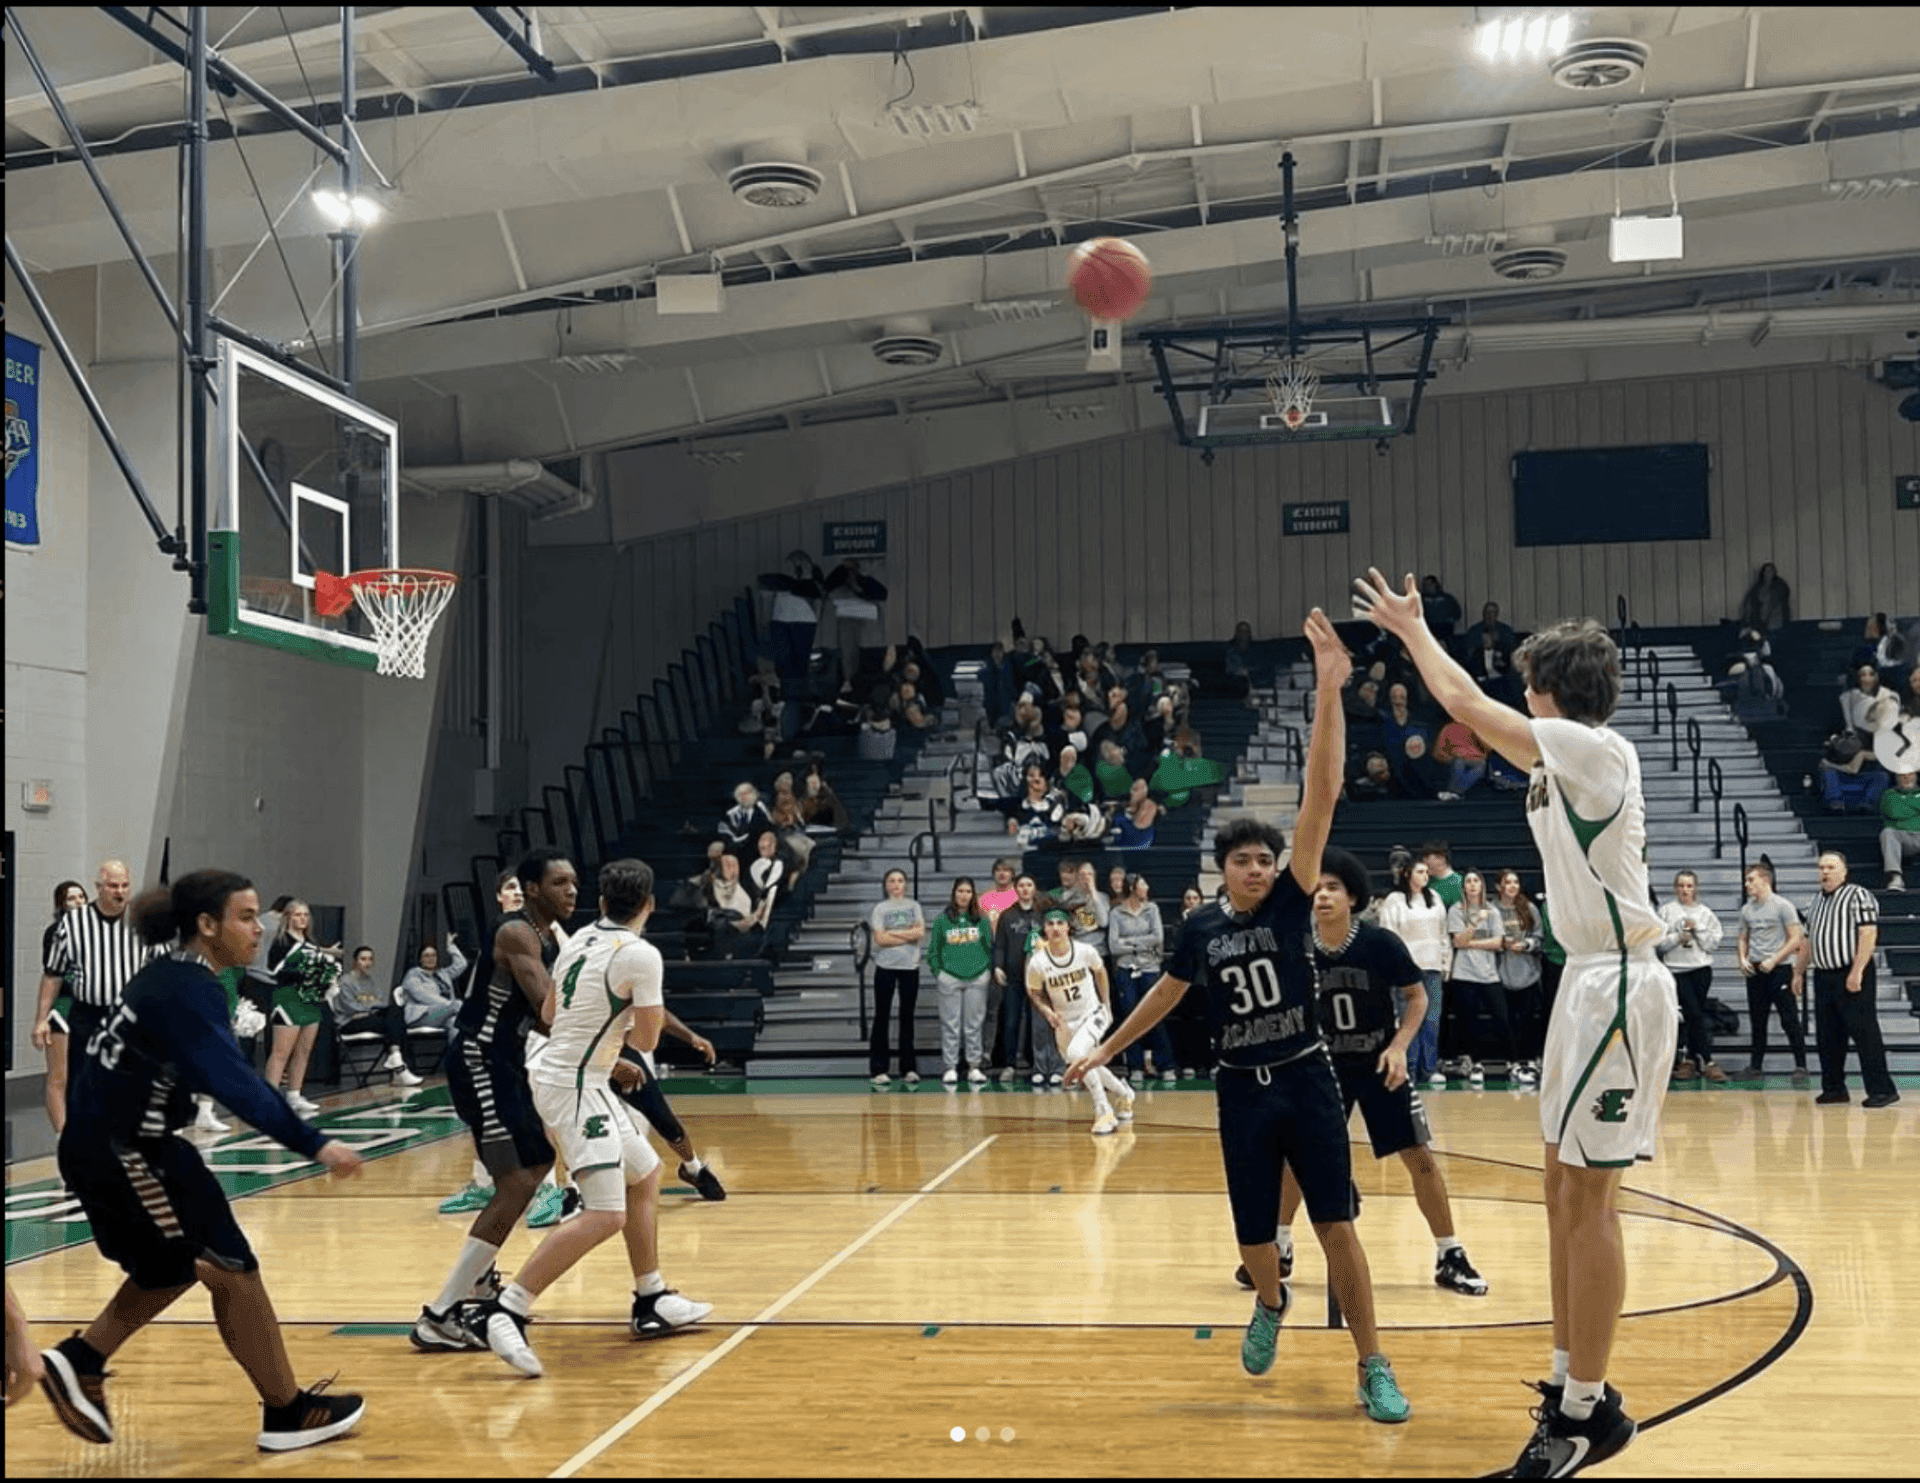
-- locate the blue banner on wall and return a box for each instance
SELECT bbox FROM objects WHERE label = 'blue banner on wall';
[5,332,42,548]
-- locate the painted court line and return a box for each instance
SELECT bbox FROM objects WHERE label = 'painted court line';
[548,1133,999,1479]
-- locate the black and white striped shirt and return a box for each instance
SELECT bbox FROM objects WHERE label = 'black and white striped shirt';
[43,904,158,1008]
[1802,882,1878,971]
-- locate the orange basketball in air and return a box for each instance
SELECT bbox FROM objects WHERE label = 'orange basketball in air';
[1068,237,1153,322]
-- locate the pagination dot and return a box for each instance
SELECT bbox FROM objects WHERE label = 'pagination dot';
[949,1426,965,1443]
[974,1426,990,1441]
[1000,1427,1017,1443]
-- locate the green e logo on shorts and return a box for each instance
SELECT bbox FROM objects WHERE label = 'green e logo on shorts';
[1590,1088,1634,1124]
[583,1114,610,1139]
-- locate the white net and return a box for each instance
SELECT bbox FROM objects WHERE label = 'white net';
[1264,357,1320,432]
[347,569,458,678]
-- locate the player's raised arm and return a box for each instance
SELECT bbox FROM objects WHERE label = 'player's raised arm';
[1291,607,1352,894]
[1351,568,1540,771]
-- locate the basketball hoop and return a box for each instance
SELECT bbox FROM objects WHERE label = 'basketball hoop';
[313,567,458,679]
[1265,357,1320,432]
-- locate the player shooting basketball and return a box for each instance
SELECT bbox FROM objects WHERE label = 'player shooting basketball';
[1350,569,1677,1479]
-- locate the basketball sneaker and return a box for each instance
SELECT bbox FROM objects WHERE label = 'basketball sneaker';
[1113,1086,1137,1122]
[193,1101,231,1134]
[481,1302,543,1377]
[469,1265,506,1301]
[557,1184,585,1222]
[967,1068,989,1086]
[942,1068,960,1086]
[1163,1067,1180,1083]
[1435,1247,1489,1296]
[525,1182,566,1228]
[679,1162,728,1201]
[1233,1242,1293,1289]
[40,1334,113,1445]
[1239,1283,1292,1376]
[257,1378,366,1452]
[1357,1355,1412,1423]
[1091,1111,1119,1136]
[1468,1062,1486,1087]
[1511,1382,1635,1477]
[630,1288,714,1339]
[871,1072,891,1088]
[410,1301,487,1352]
[438,1181,494,1214]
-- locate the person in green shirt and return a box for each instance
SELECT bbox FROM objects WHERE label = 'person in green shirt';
[1420,840,1465,910]
[925,878,995,1086]
[1881,770,1920,891]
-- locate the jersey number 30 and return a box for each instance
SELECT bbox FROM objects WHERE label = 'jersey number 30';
[1219,960,1285,1016]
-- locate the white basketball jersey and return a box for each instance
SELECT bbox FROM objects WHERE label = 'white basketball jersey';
[1524,718,1664,957]
[1027,940,1105,1028]
[530,920,663,1091]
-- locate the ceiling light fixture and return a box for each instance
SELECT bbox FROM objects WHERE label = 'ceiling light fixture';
[1474,11,1575,65]
[312,188,382,227]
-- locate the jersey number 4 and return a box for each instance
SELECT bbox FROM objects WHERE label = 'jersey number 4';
[1219,960,1285,1016]
[560,957,586,1010]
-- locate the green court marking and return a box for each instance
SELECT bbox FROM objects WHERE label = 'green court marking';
[5,1087,468,1266]
[922,1325,941,1337]
[333,1323,414,1337]
[1195,1328,1212,1340]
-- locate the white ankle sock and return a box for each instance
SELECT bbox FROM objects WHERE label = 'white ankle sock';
[500,1281,533,1317]
[1276,1226,1294,1257]
[635,1271,666,1298]
[471,1159,491,1187]
[683,1157,705,1175]
[1561,1376,1604,1420]
[1551,1348,1571,1386]
[435,1236,502,1313]
[1436,1235,1463,1256]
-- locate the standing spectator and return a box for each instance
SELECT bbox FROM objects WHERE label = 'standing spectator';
[1445,872,1516,1085]
[925,879,993,1087]
[1420,841,1466,912]
[1657,871,1729,1084]
[718,783,774,862]
[1736,862,1809,1084]
[1493,870,1544,1086]
[979,859,1020,928]
[1058,859,1111,990]
[1736,561,1792,633]
[868,870,925,1087]
[37,880,89,1137]
[396,937,470,1033]
[332,947,424,1088]
[1224,619,1261,707]
[1881,771,1920,890]
[824,559,888,694]
[1537,895,1567,1026]
[34,860,153,1120]
[1378,860,1451,1088]
[1794,852,1898,1107]
[1420,575,1463,642]
[991,874,1052,1084]
[982,640,1013,730]
[1108,874,1174,1083]
[757,550,825,682]
[263,901,342,1117]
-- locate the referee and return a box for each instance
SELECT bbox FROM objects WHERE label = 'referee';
[1794,851,1899,1108]
[33,860,156,1092]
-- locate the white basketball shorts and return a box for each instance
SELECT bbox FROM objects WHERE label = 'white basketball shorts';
[1057,1005,1114,1062]
[1539,951,1679,1169]
[531,1080,661,1210]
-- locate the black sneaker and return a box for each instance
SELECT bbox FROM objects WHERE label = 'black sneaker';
[257,1377,366,1452]
[1814,1091,1850,1105]
[40,1334,113,1445]
[469,1264,506,1301]
[1435,1247,1489,1296]
[680,1162,728,1201]
[630,1287,714,1338]
[557,1184,585,1223]
[1233,1242,1294,1289]
[410,1300,488,1351]
[1862,1091,1902,1109]
[1512,1381,1635,1477]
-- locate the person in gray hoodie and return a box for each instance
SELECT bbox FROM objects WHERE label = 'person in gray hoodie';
[1107,873,1175,1082]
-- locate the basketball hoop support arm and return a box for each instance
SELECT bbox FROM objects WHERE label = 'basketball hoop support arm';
[1281,150,1302,360]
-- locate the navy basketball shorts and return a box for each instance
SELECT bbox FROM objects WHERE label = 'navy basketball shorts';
[445,1030,554,1175]
[1214,1051,1356,1244]
[1333,1056,1434,1159]
[58,1131,257,1290]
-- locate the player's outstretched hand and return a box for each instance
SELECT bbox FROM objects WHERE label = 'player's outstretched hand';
[1351,568,1424,640]
[1302,607,1352,690]
[691,1034,717,1067]
[315,1140,364,1179]
[1062,1050,1107,1089]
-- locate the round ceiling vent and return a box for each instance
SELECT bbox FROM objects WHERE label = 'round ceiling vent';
[1491,247,1569,281]
[727,159,824,208]
[1549,37,1650,91]
[871,330,945,367]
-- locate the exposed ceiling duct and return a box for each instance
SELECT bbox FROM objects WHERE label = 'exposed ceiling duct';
[1491,247,1570,280]
[1549,37,1652,90]
[728,137,824,209]
[402,461,593,523]
[871,317,945,367]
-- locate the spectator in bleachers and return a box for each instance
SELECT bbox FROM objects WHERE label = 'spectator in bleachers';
[1420,841,1466,911]
[1463,603,1520,704]
[1224,619,1261,707]
[1009,761,1070,846]
[1073,647,1117,714]
[767,777,816,877]
[1736,561,1792,633]
[824,558,888,694]
[856,685,898,761]
[738,655,786,760]
[263,901,342,1115]
[980,859,1020,929]
[1736,861,1809,1084]
[747,830,789,918]
[991,873,1052,1084]
[926,878,993,1087]
[396,935,469,1033]
[1090,688,1147,775]
[1378,683,1430,757]
[982,641,1013,729]
[1819,665,1897,812]
[1493,870,1544,1086]
[1130,648,1170,713]
[1434,720,1489,797]
[1394,732,1453,802]
[705,852,768,959]
[719,782,774,860]
[1657,870,1729,1083]
[332,946,423,1088]
[1378,858,1451,1088]
[1088,739,1134,805]
[1445,871,1516,1085]
[1048,698,1091,766]
[758,550,826,682]
[800,757,851,833]
[1347,750,1404,803]
[1419,575,1463,642]
[1108,873,1175,1083]
[1059,858,1110,964]
[868,870,925,1087]
[893,679,934,732]
[1057,744,1099,814]
[1016,636,1066,707]
[1110,777,1160,849]
[899,635,946,710]
[1880,771,1919,891]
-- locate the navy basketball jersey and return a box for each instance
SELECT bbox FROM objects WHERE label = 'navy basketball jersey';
[1167,873,1322,1068]
[457,909,559,1048]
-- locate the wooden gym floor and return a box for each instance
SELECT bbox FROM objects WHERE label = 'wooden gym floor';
[5,1076,1916,1478]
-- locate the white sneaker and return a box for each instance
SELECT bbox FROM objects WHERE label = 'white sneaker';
[1129,1068,1146,1085]
[903,1071,921,1086]
[194,1105,230,1134]
[379,1047,406,1071]
[967,1068,988,1085]
[1114,1088,1137,1122]
[1049,1072,1064,1087]
[1091,1112,1119,1136]
[393,1067,424,1087]
[942,1068,960,1086]
[870,1073,891,1088]
[1889,874,1907,892]
[484,1305,543,1377]
[631,1288,713,1338]
[1031,1071,1045,1086]
[1467,1063,1485,1087]
[1163,1067,1179,1083]
[1427,1072,1446,1089]
[287,1091,320,1115]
